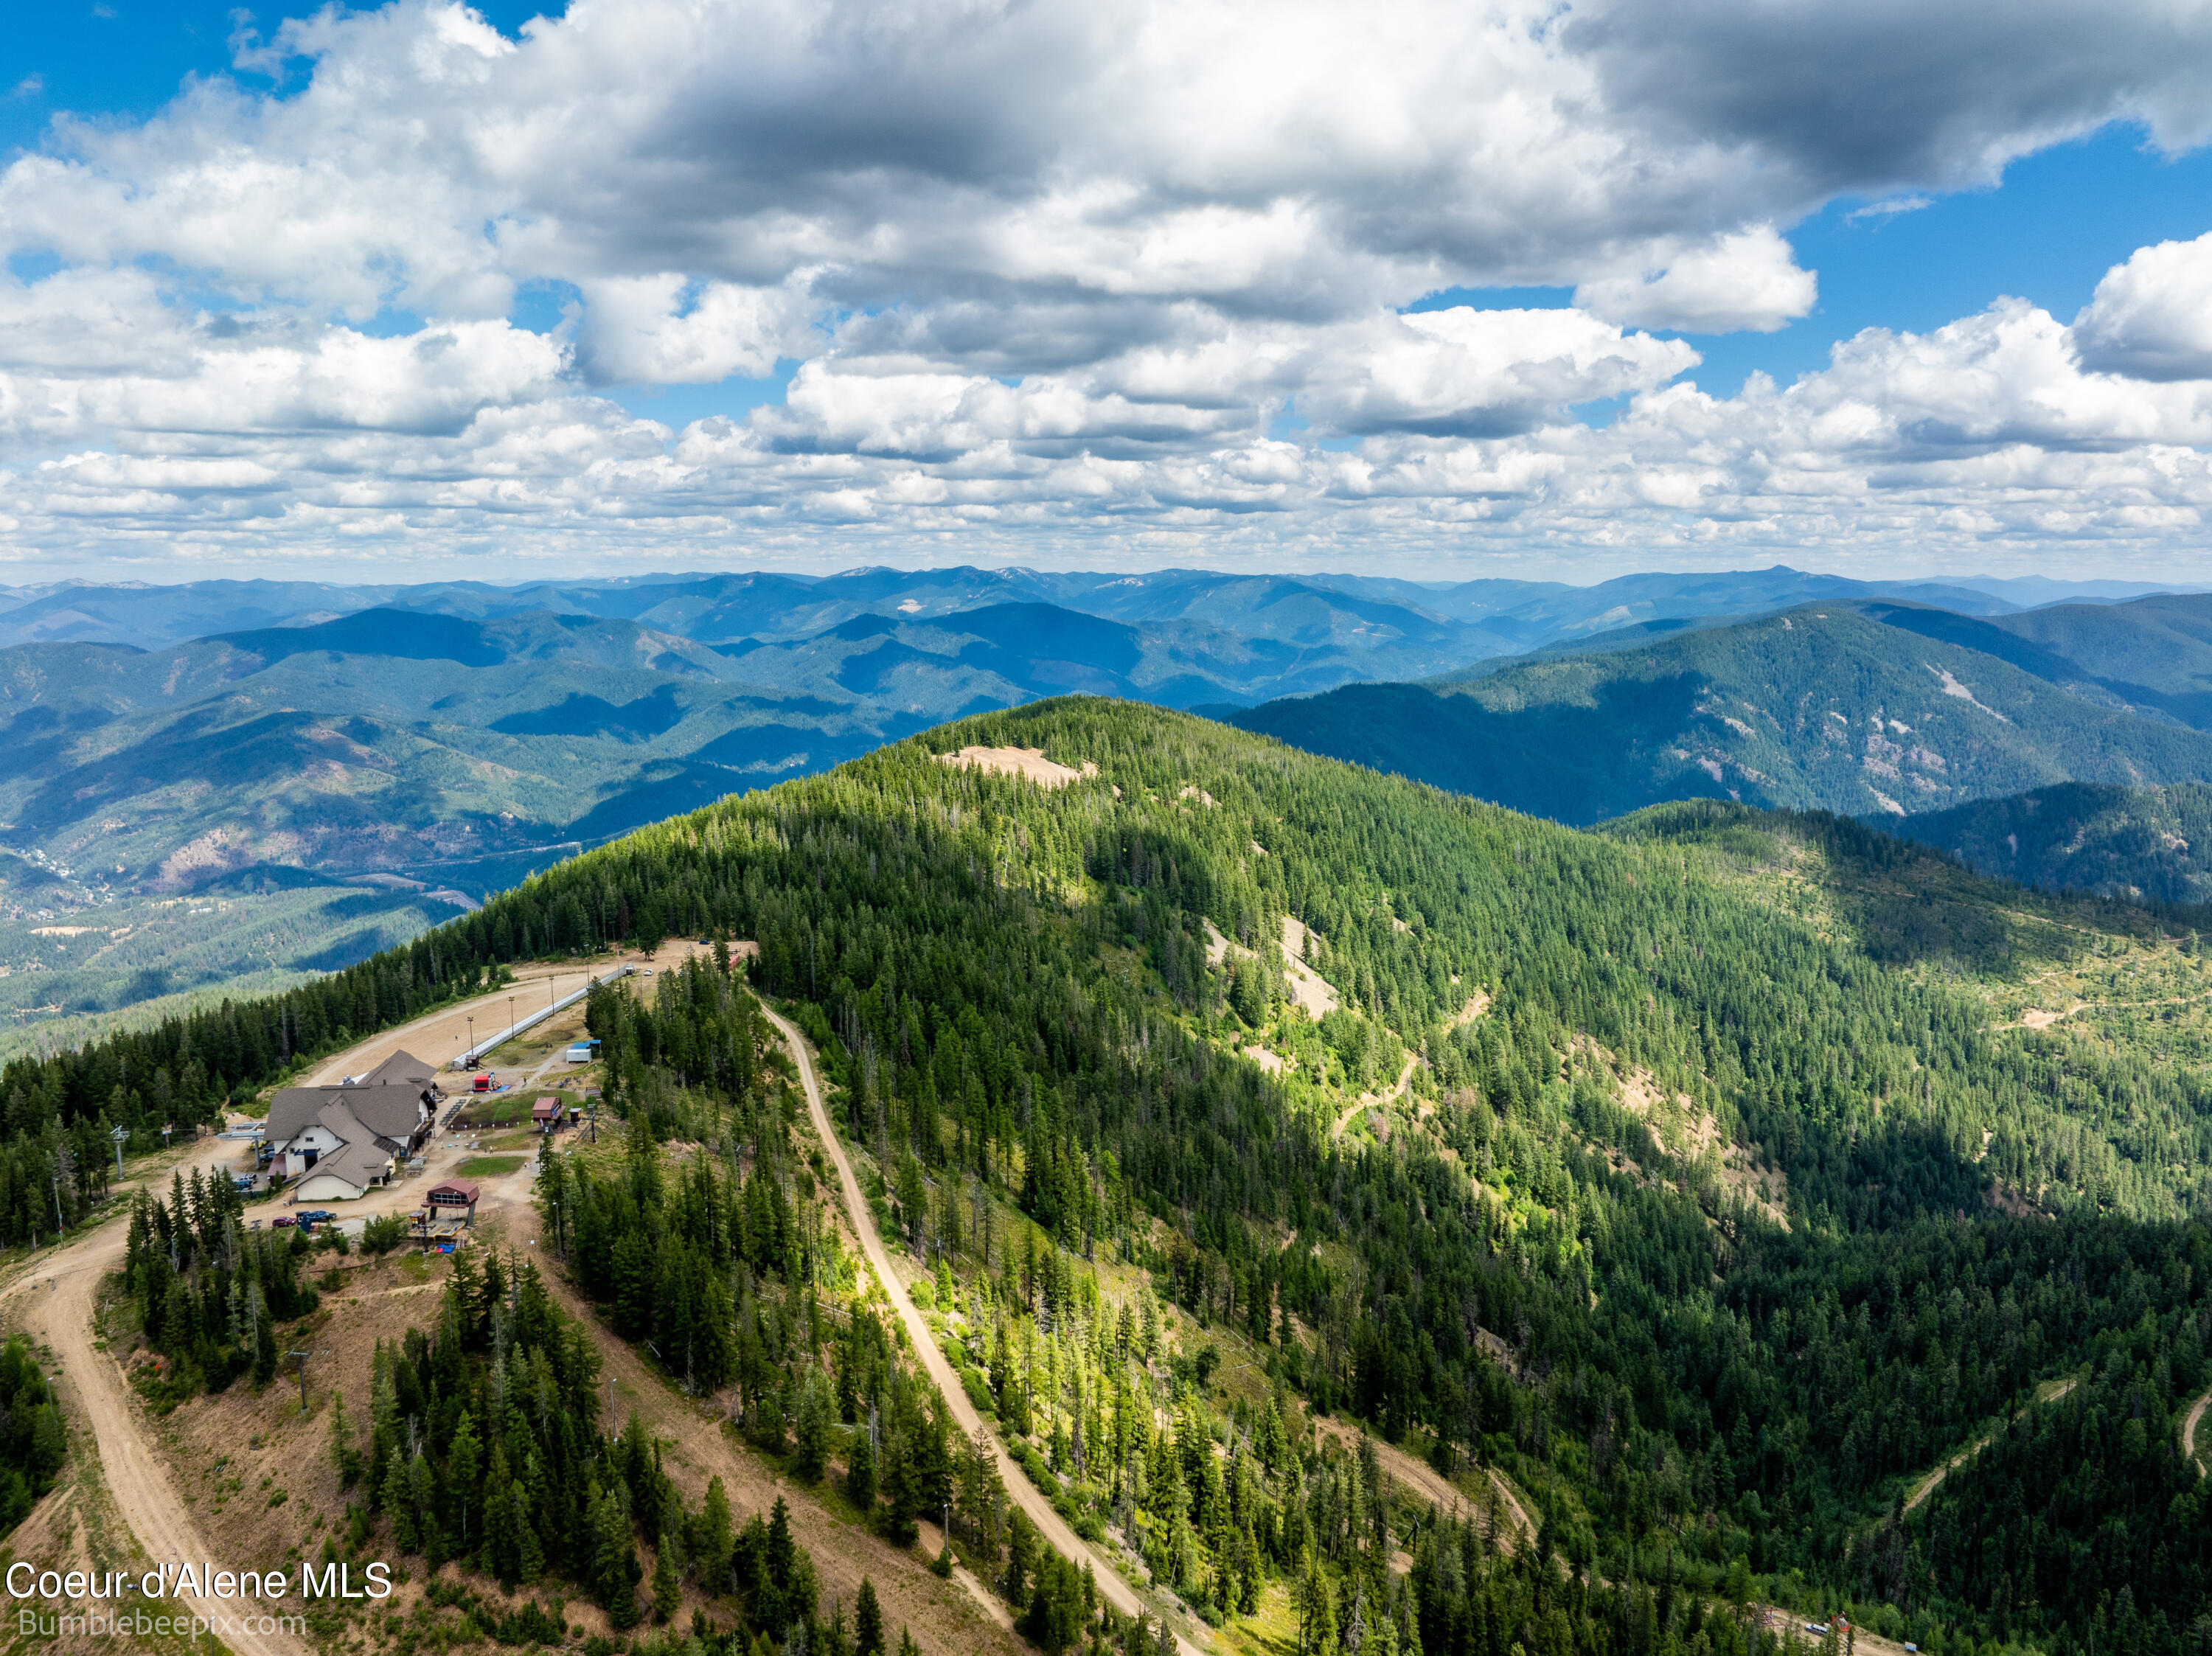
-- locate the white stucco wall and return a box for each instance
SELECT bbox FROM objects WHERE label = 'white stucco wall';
[293,1168,381,1203]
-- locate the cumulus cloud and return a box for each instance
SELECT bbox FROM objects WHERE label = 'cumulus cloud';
[1302,309,1700,435]
[3,0,2212,573]
[1573,227,1816,334]
[1565,0,2212,196]
[2073,232,2212,380]
[575,275,813,384]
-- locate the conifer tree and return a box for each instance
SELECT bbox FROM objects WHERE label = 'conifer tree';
[328,1388,364,1490]
[652,1525,681,1624]
[481,1444,518,1585]
[447,1412,480,1539]
[794,1372,832,1483]
[845,1428,876,1514]
[855,1579,883,1656]
[514,1481,545,1584]
[692,1474,734,1592]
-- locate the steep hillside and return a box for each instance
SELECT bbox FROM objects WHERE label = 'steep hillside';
[1228,605,2212,824]
[13,698,2212,1656]
[1876,591,2212,729]
[1894,781,2212,907]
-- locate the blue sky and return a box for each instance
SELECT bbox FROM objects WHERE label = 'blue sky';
[15,4,2208,411]
[5,0,2212,580]
[1409,122,2212,401]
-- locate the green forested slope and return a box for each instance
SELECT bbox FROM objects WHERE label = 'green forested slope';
[1876,593,2212,730]
[8,700,2212,1655]
[1894,781,2212,907]
[1226,606,2212,824]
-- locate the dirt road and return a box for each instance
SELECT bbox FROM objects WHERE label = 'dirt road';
[2184,1388,2211,1477]
[1309,1413,1534,1551]
[1904,1376,2077,1513]
[1,1133,308,1656]
[1332,1055,1419,1140]
[304,944,709,1085]
[759,1003,1204,1654]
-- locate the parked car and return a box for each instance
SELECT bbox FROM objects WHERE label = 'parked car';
[296,1209,335,1225]
[272,1215,296,1228]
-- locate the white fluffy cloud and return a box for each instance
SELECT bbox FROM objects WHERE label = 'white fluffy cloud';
[2073,232,2212,380]
[4,0,2212,574]
[1573,227,1817,334]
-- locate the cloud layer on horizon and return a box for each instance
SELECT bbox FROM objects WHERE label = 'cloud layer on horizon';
[6,0,2212,575]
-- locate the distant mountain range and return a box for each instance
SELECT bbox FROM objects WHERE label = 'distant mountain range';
[1228,591,2212,826]
[1,563,2206,1040]
[11,563,2173,893]
[0,561,2165,653]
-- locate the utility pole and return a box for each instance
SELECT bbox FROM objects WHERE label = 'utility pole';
[52,1143,73,1234]
[288,1349,321,1416]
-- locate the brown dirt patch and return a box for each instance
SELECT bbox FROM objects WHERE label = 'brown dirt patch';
[1279,918,1339,1019]
[937,747,1084,789]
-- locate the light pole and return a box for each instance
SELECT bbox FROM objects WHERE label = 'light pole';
[466,1016,476,1066]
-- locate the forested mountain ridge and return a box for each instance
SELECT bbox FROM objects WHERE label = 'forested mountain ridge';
[10,699,2212,1655]
[1874,592,2212,731]
[3,572,2193,1054]
[1228,605,2212,824]
[1893,782,2212,908]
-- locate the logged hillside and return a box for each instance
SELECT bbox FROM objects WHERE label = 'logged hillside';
[1228,605,2212,824]
[1896,782,2212,908]
[12,700,2212,1655]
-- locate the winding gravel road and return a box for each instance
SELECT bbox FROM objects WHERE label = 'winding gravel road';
[2,1134,308,1656]
[758,1003,1207,1656]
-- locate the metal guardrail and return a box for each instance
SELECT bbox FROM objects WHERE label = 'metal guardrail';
[451,964,634,1069]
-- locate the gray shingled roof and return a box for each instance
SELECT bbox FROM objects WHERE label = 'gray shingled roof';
[296,1127,392,1195]
[267,1082,427,1148]
[357,1048,437,1088]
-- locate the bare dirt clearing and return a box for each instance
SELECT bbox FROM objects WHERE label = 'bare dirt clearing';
[1278,918,1338,1018]
[1307,1415,1533,1553]
[937,747,1088,788]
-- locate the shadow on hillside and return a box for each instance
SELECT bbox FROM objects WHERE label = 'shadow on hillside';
[1230,672,1716,824]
